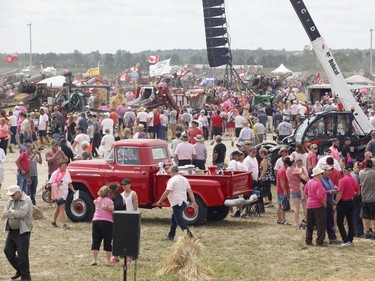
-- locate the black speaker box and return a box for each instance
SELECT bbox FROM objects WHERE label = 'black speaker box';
[112,211,141,259]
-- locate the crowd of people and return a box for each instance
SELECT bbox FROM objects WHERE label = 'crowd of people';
[2,80,375,279]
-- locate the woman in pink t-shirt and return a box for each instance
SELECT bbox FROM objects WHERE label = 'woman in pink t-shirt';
[91,185,114,266]
[286,159,309,227]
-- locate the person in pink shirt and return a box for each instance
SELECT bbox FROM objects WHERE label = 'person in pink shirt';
[333,164,360,248]
[116,101,127,128]
[286,159,309,227]
[91,185,114,266]
[307,143,318,176]
[304,166,327,246]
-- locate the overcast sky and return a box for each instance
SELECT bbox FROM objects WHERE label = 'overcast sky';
[1,0,374,54]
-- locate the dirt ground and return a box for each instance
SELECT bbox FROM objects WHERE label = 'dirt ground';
[1,136,375,281]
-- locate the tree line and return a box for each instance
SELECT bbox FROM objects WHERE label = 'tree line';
[0,47,372,75]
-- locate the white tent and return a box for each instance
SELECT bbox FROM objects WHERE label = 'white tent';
[271,64,293,75]
[345,74,375,85]
[37,75,66,88]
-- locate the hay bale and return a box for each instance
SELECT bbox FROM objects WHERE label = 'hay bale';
[157,234,214,281]
[32,206,44,220]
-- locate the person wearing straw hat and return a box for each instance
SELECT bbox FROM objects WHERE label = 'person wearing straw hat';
[304,166,327,246]
[192,134,207,170]
[3,184,33,281]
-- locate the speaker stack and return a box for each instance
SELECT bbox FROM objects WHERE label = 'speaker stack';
[202,0,232,67]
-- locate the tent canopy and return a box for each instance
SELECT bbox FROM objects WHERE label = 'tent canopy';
[271,64,293,75]
[37,75,66,88]
[345,74,375,84]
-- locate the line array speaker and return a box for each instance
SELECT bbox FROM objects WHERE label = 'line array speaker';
[202,0,231,67]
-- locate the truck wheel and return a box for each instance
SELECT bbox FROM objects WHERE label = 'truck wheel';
[206,206,229,221]
[65,191,95,222]
[183,197,207,226]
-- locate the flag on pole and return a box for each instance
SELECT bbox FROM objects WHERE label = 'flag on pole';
[83,63,100,77]
[149,59,171,77]
[147,55,159,64]
[5,53,18,63]
[118,73,128,81]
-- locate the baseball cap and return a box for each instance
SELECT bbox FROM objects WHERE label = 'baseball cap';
[236,141,244,147]
[7,185,21,196]
[182,134,189,140]
[344,164,353,172]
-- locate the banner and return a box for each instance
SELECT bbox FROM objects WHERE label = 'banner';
[149,59,171,77]
[83,63,100,77]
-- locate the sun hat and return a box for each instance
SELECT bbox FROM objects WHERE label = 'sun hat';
[278,146,288,155]
[7,185,21,196]
[312,166,324,177]
[194,134,204,141]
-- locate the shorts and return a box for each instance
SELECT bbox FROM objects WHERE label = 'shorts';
[56,198,66,206]
[290,192,301,199]
[227,121,235,128]
[277,194,285,206]
[39,130,47,137]
[212,127,222,136]
[362,202,375,220]
[148,126,154,133]
[235,128,242,137]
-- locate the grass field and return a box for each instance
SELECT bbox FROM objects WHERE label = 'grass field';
[1,140,375,281]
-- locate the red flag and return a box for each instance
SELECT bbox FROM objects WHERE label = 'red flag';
[130,66,139,73]
[118,73,128,81]
[177,69,187,77]
[5,53,18,63]
[147,55,159,64]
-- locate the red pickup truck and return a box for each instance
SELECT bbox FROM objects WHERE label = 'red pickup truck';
[66,139,252,225]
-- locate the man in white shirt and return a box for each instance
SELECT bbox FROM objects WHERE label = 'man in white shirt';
[136,107,149,130]
[290,100,299,128]
[101,129,115,159]
[38,108,50,145]
[157,165,197,240]
[100,112,114,135]
[243,147,259,182]
[239,121,255,143]
[72,126,90,155]
[8,111,17,151]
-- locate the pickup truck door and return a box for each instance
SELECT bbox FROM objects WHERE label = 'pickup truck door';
[103,147,150,205]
